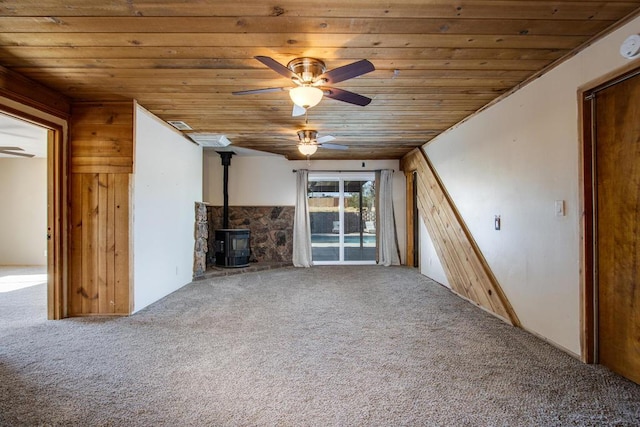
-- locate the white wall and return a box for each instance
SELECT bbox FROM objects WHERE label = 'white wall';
[203,154,293,206]
[0,158,47,265]
[203,151,406,263]
[133,105,202,313]
[419,216,449,287]
[422,17,640,356]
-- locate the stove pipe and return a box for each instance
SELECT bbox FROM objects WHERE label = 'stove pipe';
[218,151,233,229]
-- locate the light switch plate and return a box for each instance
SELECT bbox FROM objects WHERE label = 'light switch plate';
[555,200,565,217]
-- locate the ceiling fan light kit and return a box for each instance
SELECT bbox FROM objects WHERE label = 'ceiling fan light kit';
[289,86,324,109]
[298,143,318,156]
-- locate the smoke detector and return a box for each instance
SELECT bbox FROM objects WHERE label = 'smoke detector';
[187,133,232,147]
[620,34,640,59]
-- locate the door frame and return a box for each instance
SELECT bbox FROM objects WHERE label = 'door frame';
[412,171,419,268]
[0,105,67,320]
[579,63,640,364]
[404,170,421,268]
[308,172,377,265]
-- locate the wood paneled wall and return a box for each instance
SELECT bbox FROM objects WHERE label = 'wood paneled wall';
[401,148,519,326]
[68,101,133,315]
[70,102,134,174]
[0,65,70,119]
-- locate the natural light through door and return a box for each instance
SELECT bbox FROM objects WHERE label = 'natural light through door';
[308,173,376,265]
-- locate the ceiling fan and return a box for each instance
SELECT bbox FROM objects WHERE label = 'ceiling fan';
[296,129,347,156]
[0,146,34,158]
[233,56,375,116]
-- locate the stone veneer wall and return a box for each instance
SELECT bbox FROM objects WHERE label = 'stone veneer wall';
[206,206,294,266]
[193,202,208,278]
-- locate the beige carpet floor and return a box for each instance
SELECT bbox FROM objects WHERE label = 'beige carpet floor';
[1,265,639,426]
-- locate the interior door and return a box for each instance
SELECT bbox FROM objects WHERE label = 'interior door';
[595,71,640,384]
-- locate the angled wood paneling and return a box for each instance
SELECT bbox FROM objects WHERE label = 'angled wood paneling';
[401,148,519,325]
[68,101,133,316]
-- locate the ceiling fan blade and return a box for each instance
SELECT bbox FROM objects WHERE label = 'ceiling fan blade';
[292,104,306,117]
[232,87,289,96]
[255,56,297,80]
[0,149,35,158]
[319,143,348,150]
[0,131,38,139]
[316,135,336,144]
[0,146,23,150]
[322,87,372,106]
[318,59,375,85]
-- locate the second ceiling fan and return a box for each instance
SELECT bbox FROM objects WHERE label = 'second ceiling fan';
[296,129,347,156]
[233,56,375,115]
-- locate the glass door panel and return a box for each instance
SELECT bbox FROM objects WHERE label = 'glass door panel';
[344,180,376,262]
[308,175,376,264]
[308,180,340,261]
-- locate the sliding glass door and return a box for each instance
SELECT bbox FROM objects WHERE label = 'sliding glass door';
[308,173,376,264]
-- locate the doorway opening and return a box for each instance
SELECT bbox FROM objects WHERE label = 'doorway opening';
[308,173,376,264]
[0,108,65,320]
[0,113,48,321]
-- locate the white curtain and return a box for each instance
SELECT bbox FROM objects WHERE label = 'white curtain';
[377,169,400,266]
[293,169,313,267]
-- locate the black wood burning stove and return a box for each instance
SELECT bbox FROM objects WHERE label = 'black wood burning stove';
[214,228,250,267]
[214,151,251,268]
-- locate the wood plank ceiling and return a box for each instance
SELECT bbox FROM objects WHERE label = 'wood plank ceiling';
[0,1,639,160]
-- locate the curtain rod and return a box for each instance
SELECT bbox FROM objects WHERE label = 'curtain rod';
[292,169,395,173]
